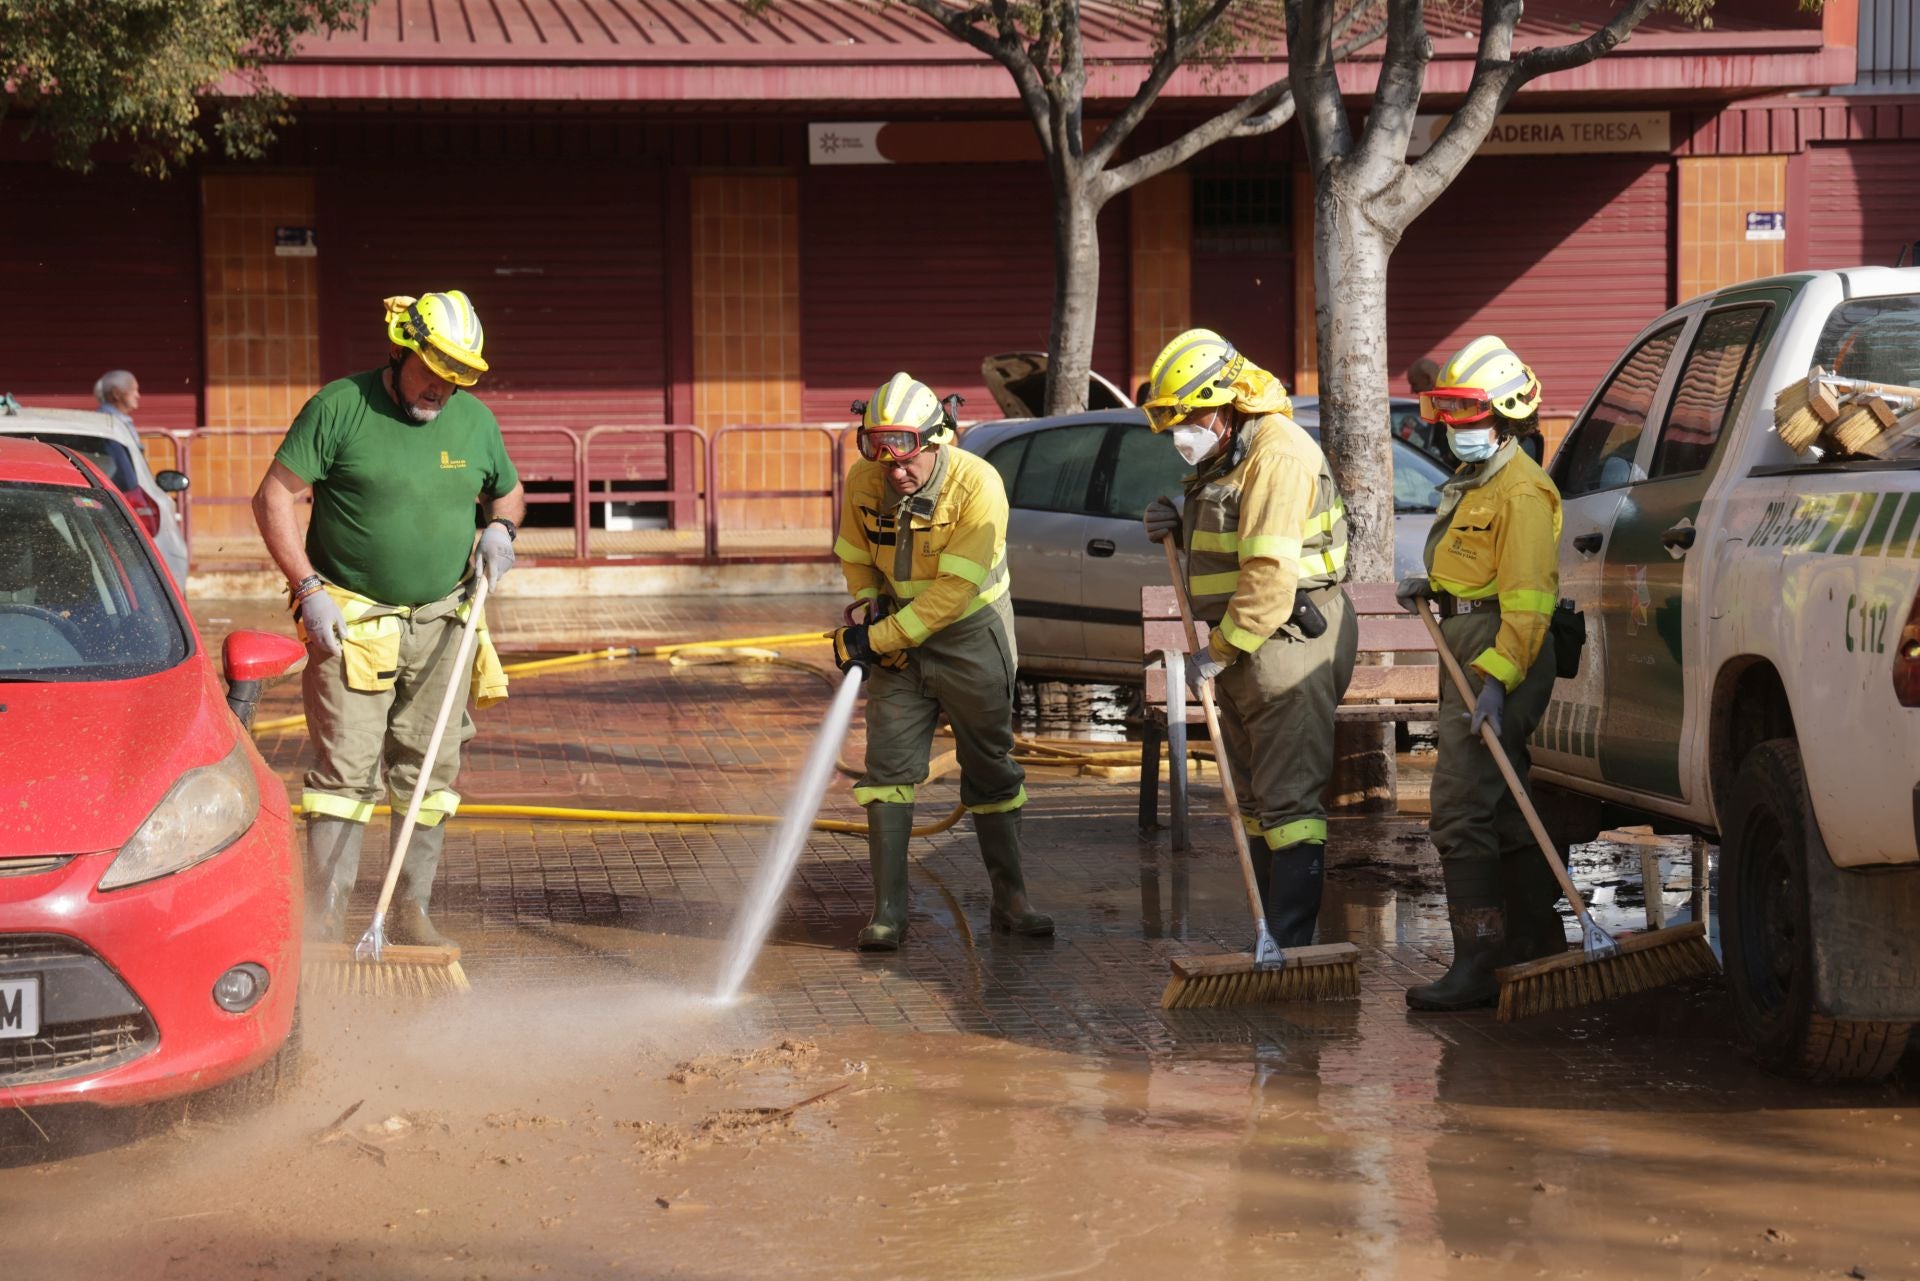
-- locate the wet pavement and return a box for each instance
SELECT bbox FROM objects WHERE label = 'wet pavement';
[5,594,1917,1280]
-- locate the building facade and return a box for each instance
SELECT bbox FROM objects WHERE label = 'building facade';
[0,0,1903,566]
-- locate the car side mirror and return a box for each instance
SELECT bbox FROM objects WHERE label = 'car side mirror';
[156,470,190,493]
[223,630,307,730]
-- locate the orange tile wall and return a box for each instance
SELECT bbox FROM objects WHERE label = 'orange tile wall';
[1129,173,1192,396]
[196,174,322,560]
[690,173,819,539]
[1677,156,1788,304]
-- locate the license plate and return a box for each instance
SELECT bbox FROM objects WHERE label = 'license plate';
[0,976,41,1039]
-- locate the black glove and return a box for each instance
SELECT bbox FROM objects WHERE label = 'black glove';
[832,623,878,674]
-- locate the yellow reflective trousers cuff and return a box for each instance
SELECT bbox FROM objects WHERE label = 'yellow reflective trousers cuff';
[966,785,1027,815]
[1261,818,1327,850]
[1473,647,1522,691]
[302,791,374,823]
[834,536,874,566]
[854,783,917,806]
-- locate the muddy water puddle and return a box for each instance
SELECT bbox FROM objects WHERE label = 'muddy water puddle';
[5,980,1915,1281]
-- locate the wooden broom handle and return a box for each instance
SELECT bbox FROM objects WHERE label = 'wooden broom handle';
[1164,539,1268,926]
[369,572,491,925]
[1416,601,1590,913]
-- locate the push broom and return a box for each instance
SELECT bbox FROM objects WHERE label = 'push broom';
[1160,541,1361,1008]
[1415,602,1717,1020]
[305,573,491,997]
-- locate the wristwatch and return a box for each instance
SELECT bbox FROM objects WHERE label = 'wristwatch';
[487,517,518,542]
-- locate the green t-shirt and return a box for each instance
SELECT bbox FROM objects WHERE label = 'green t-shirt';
[275,370,519,606]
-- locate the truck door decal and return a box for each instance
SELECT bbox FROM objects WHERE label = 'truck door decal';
[1749,491,1917,559]
[1833,493,1885,556]
[1865,493,1916,557]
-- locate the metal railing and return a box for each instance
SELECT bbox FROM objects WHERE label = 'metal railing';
[141,422,854,570]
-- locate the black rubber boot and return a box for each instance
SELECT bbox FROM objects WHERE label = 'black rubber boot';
[305,816,366,942]
[857,802,914,951]
[1264,842,1325,948]
[1247,819,1272,908]
[974,808,1054,936]
[1501,845,1567,965]
[388,822,458,948]
[1406,859,1506,1012]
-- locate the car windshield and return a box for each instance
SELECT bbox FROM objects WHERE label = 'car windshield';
[1392,439,1448,511]
[1811,294,1920,460]
[5,431,140,490]
[0,481,189,682]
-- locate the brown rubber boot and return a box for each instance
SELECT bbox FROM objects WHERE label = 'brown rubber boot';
[388,822,458,948]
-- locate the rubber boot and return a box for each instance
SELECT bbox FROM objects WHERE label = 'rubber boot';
[305,817,366,942]
[387,821,458,948]
[1246,819,1272,909]
[1501,844,1568,965]
[857,802,914,951]
[1264,842,1325,949]
[973,808,1054,936]
[1406,859,1507,1012]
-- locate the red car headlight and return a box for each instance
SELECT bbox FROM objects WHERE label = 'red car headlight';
[99,743,261,891]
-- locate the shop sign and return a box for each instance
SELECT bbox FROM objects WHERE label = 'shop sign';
[274,227,317,258]
[1746,212,1786,241]
[1407,111,1670,157]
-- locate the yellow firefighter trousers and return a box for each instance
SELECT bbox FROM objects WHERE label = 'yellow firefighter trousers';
[1210,585,1359,849]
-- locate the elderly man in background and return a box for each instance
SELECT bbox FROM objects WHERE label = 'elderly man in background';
[94,370,140,429]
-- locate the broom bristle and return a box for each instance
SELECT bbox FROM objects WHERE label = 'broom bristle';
[303,943,471,998]
[1161,942,1362,1008]
[1831,404,1885,455]
[1496,924,1717,1022]
[1774,382,1824,452]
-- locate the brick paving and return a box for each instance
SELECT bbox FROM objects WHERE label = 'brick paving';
[230,598,1828,1099]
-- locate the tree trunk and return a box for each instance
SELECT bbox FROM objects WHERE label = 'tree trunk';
[1314,173,1399,812]
[1044,180,1102,417]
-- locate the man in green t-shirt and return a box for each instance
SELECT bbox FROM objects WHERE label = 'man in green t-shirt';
[252,291,526,947]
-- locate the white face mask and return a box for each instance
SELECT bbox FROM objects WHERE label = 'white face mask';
[1171,423,1219,466]
[1447,427,1499,463]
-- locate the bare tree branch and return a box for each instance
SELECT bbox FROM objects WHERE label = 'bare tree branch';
[1286,0,1355,173]
[1101,8,1386,194]
[1082,0,1238,170]
[896,0,1057,156]
[1352,0,1433,179]
[1405,0,1662,208]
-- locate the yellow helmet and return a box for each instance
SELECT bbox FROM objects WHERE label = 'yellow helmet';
[853,372,955,462]
[385,291,489,387]
[1142,329,1246,431]
[1431,335,1540,423]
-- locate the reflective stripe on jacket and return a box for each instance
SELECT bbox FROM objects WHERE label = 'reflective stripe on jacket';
[834,446,1011,653]
[1182,413,1349,662]
[1424,440,1562,691]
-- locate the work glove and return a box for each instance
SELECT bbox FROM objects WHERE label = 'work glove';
[477,522,516,587]
[1470,677,1506,738]
[1143,495,1182,545]
[832,623,879,675]
[1183,647,1227,698]
[1395,574,1434,615]
[298,589,347,659]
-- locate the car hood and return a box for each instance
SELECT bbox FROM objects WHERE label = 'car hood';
[0,657,241,858]
[980,353,1134,419]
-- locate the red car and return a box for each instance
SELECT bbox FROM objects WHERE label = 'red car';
[0,437,306,1107]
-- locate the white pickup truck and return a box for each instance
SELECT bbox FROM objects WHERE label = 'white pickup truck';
[1532,265,1920,1083]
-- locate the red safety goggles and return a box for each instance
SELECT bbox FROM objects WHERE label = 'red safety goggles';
[856,427,928,463]
[1418,387,1495,426]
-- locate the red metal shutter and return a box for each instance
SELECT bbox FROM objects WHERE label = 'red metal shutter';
[0,164,201,429]
[1807,141,1920,270]
[1390,156,1672,417]
[799,166,1129,422]
[318,165,669,428]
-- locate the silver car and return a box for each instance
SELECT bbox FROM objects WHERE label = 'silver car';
[961,407,1450,682]
[0,402,191,587]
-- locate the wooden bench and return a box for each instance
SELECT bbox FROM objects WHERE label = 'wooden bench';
[1136,582,1440,849]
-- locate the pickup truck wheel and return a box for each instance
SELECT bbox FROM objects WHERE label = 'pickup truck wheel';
[1722,739,1912,1083]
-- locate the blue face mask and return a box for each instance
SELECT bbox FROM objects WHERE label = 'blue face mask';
[1447,427,1499,463]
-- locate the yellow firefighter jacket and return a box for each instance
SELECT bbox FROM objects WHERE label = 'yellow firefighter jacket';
[1183,413,1349,664]
[834,445,1012,654]
[1425,439,1563,691]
